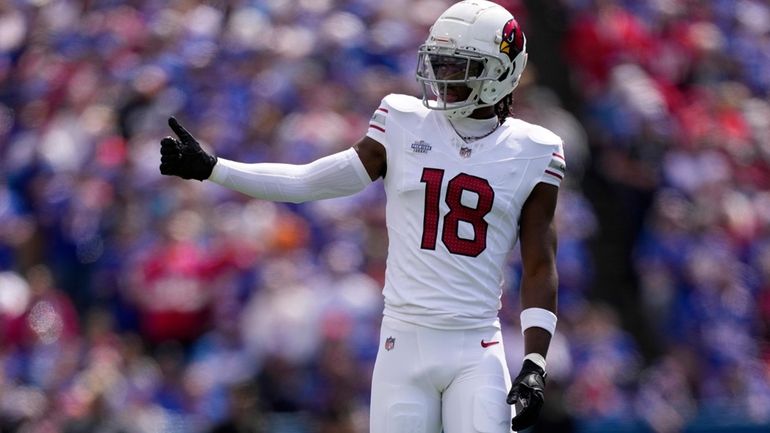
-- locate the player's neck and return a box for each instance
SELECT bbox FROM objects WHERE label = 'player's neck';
[450,116,498,128]
[468,106,496,119]
[448,114,500,143]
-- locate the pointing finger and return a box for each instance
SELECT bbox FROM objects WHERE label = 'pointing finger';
[168,117,194,142]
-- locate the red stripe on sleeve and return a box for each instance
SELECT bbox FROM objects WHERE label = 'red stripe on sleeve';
[545,170,563,180]
[552,152,565,161]
[377,108,389,113]
[369,124,385,132]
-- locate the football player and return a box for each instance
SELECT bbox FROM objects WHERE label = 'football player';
[160,1,564,431]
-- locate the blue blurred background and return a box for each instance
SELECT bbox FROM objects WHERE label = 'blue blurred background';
[1,1,770,432]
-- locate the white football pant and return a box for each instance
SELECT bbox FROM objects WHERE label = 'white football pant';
[370,316,515,433]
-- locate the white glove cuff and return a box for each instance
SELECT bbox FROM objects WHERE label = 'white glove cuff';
[520,307,557,336]
[209,148,372,203]
[523,353,547,371]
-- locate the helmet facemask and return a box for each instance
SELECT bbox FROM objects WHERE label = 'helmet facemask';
[416,46,507,119]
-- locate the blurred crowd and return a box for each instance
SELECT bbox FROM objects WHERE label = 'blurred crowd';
[0,0,769,432]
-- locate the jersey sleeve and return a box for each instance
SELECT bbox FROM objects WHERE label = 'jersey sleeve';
[365,98,389,146]
[539,143,566,187]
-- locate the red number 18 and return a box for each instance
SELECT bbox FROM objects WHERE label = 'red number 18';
[420,168,495,257]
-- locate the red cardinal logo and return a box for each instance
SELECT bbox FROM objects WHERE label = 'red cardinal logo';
[500,18,524,61]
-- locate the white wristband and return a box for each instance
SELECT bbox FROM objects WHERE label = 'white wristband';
[524,353,547,371]
[520,307,557,336]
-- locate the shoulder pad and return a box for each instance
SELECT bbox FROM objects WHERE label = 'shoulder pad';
[527,124,563,146]
[382,94,426,114]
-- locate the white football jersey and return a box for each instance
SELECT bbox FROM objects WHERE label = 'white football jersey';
[366,94,565,330]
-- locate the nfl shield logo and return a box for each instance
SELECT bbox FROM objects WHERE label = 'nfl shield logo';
[459,147,472,158]
[384,336,396,351]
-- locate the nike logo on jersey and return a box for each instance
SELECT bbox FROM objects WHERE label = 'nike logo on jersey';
[481,339,500,348]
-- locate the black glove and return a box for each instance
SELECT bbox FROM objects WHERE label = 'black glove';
[160,117,217,181]
[508,359,546,431]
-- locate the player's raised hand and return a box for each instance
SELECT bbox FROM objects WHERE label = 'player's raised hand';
[160,117,217,181]
[508,359,546,431]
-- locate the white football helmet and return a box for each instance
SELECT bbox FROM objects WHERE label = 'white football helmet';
[416,0,528,119]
